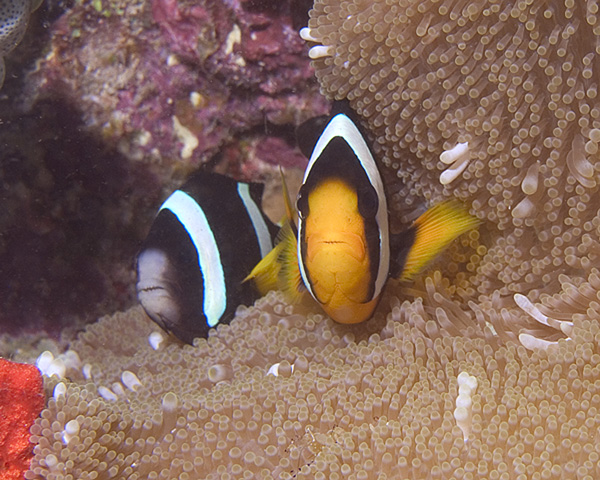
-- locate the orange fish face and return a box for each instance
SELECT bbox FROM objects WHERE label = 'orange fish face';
[302,178,372,311]
[296,112,390,325]
[320,292,380,324]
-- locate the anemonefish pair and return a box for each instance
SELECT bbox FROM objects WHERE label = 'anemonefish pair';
[136,172,278,344]
[247,103,480,324]
[137,106,479,342]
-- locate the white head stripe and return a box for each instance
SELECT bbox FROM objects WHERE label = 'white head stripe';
[297,222,315,299]
[299,114,390,299]
[159,190,226,327]
[304,114,384,199]
[236,183,273,258]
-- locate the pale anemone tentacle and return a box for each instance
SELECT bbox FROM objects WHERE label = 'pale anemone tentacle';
[300,25,333,59]
[52,382,67,399]
[299,27,319,42]
[97,386,118,402]
[61,420,80,445]
[26,292,600,478]
[308,45,334,59]
[453,371,478,442]
[514,293,573,331]
[518,332,560,350]
[81,363,93,380]
[440,142,469,165]
[439,142,471,185]
[514,293,573,350]
[511,196,535,218]
[35,350,81,379]
[121,370,143,392]
[148,331,165,350]
[111,382,126,397]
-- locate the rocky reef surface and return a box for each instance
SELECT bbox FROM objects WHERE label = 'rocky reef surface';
[0,0,327,353]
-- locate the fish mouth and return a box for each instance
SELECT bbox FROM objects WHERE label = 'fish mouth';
[309,232,366,261]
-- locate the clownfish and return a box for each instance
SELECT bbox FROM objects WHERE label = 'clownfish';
[247,104,480,324]
[296,109,390,323]
[136,172,278,344]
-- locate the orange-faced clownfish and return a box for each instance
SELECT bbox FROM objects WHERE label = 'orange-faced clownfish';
[136,172,278,344]
[247,104,480,325]
[295,109,390,324]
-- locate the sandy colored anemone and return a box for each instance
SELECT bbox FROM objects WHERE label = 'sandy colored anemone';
[303,0,600,327]
[24,1,600,477]
[26,294,600,479]
[305,0,600,226]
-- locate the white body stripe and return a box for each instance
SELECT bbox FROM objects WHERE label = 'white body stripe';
[236,183,273,258]
[298,113,390,300]
[159,190,226,327]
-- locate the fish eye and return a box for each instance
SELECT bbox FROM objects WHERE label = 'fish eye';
[358,186,378,218]
[297,187,309,219]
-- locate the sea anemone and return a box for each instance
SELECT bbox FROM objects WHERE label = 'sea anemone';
[24,0,600,478]
[26,292,600,479]
[302,0,600,343]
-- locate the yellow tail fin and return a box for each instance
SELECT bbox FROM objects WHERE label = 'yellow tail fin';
[399,200,480,281]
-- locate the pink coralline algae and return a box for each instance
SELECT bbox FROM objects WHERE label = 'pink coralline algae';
[0,358,44,480]
[150,0,216,60]
[25,0,328,174]
[254,135,307,168]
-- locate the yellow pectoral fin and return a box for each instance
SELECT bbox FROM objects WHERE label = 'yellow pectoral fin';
[277,222,305,303]
[399,200,481,281]
[245,220,305,303]
[244,241,284,296]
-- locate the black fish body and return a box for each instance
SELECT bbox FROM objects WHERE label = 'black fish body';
[136,172,278,344]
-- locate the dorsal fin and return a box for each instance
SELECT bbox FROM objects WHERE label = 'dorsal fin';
[280,166,297,232]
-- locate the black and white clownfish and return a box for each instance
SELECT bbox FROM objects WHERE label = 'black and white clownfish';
[295,105,390,324]
[136,172,278,344]
[247,103,480,324]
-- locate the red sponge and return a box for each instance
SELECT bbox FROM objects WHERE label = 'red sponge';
[0,358,45,480]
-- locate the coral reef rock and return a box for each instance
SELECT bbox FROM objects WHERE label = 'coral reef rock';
[26,0,327,172]
[0,0,40,88]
